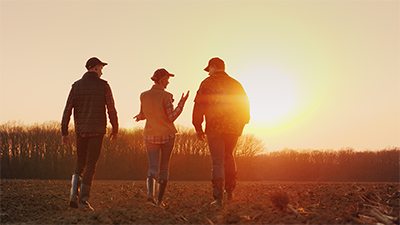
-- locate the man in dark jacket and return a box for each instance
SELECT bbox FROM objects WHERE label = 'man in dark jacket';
[192,57,250,207]
[61,57,119,211]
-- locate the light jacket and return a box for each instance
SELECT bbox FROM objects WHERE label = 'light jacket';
[140,84,178,136]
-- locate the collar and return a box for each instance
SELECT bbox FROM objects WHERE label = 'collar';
[83,71,99,78]
[151,84,165,90]
[210,71,227,77]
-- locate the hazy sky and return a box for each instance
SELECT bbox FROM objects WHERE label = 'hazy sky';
[1,0,399,152]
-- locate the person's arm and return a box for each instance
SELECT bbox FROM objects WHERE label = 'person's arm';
[192,89,206,141]
[165,91,189,122]
[105,84,119,142]
[133,104,146,122]
[238,84,251,125]
[61,87,74,145]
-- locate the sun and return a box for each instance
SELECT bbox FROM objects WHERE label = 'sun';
[238,65,299,133]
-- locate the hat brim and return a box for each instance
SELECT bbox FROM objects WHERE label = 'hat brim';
[151,73,175,81]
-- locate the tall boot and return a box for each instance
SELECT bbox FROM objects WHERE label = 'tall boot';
[225,172,237,201]
[156,179,167,207]
[146,175,156,204]
[79,183,94,211]
[211,179,224,207]
[69,174,81,208]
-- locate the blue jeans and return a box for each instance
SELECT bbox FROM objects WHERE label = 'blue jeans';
[74,134,104,185]
[207,134,239,180]
[145,137,175,181]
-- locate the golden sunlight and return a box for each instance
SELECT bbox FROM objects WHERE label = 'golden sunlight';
[240,65,299,133]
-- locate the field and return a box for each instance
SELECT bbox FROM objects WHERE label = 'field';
[1,180,399,224]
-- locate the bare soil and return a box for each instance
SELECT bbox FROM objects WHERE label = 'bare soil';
[1,180,399,224]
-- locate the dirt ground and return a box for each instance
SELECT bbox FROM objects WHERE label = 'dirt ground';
[1,179,399,224]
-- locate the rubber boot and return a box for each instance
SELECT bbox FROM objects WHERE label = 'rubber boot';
[69,174,80,208]
[225,172,237,201]
[211,179,224,207]
[146,175,156,204]
[79,183,94,211]
[156,179,167,207]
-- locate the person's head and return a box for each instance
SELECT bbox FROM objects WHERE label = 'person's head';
[85,57,108,77]
[204,57,225,75]
[151,68,175,89]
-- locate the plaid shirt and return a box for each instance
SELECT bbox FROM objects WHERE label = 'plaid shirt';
[143,98,185,144]
[61,82,118,136]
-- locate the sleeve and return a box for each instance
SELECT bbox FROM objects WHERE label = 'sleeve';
[105,84,119,134]
[61,87,74,136]
[165,95,186,122]
[136,104,146,121]
[237,83,251,125]
[192,88,206,133]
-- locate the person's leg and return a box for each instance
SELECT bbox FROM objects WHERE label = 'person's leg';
[223,134,239,201]
[145,141,161,204]
[81,135,104,185]
[70,134,87,208]
[157,137,175,206]
[207,134,225,180]
[74,134,88,176]
[207,134,225,206]
[79,135,104,211]
[158,137,175,181]
[145,141,161,178]
[69,174,81,208]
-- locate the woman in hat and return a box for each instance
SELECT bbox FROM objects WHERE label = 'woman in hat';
[134,68,189,206]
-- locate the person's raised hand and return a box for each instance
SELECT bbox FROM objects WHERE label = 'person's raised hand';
[180,90,190,103]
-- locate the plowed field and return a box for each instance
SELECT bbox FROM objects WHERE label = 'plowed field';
[1,180,399,224]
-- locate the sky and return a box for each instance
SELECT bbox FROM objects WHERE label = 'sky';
[1,0,399,152]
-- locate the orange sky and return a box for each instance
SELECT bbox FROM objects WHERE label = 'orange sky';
[1,0,399,151]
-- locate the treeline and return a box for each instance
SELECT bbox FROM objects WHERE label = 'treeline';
[1,121,399,182]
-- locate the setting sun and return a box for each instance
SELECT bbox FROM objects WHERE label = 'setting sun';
[240,64,325,134]
[239,65,299,133]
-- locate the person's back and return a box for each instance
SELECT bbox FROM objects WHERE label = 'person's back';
[140,85,177,136]
[134,68,189,206]
[62,57,118,211]
[192,57,250,207]
[194,71,250,136]
[73,71,108,134]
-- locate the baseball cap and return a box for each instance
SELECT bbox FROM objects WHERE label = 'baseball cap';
[204,57,225,72]
[151,68,175,81]
[85,57,108,70]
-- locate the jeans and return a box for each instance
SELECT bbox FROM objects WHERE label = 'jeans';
[74,134,104,185]
[145,137,175,182]
[207,134,239,180]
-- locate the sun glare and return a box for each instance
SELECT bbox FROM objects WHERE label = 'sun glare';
[239,66,298,133]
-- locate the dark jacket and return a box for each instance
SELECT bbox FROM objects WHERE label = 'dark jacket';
[72,72,110,134]
[192,71,250,135]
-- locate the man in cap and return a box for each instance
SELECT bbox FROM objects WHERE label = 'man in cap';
[61,57,119,211]
[192,57,250,206]
[134,68,189,206]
